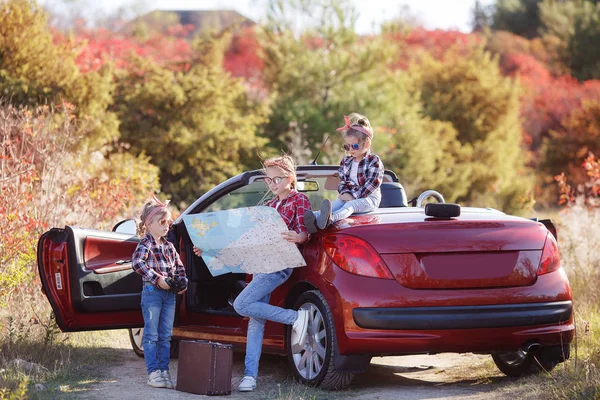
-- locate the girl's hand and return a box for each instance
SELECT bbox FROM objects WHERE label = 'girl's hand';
[157,276,170,290]
[177,288,187,295]
[282,230,308,244]
[339,193,354,202]
[281,230,299,243]
[193,246,203,257]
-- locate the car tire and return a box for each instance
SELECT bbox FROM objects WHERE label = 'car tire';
[287,290,354,390]
[127,328,180,359]
[492,344,570,377]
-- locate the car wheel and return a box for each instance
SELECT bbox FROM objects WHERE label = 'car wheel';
[128,328,144,357]
[492,345,570,377]
[287,290,354,390]
[127,328,180,359]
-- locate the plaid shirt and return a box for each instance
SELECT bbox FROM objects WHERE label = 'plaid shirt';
[338,151,384,199]
[132,234,188,286]
[265,190,311,234]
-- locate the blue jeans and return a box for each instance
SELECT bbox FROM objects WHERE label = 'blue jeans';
[314,190,381,223]
[141,282,176,374]
[233,269,297,378]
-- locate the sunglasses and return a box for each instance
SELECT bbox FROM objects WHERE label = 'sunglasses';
[264,176,287,185]
[157,218,173,227]
[343,143,362,151]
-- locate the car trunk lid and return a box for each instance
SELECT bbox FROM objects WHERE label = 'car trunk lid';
[337,210,547,289]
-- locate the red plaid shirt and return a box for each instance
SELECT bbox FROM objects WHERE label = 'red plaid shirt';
[132,234,188,285]
[265,190,311,234]
[338,151,384,199]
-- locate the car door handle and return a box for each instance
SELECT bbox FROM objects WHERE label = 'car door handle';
[115,260,132,265]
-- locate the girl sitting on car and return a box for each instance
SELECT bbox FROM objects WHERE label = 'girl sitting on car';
[304,112,385,232]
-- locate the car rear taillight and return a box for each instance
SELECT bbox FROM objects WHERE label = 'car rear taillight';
[537,233,561,275]
[323,234,393,279]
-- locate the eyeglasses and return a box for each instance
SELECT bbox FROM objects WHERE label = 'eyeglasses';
[157,218,173,227]
[264,176,286,185]
[343,143,361,151]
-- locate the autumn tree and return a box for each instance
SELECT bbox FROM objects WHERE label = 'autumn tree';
[491,0,543,39]
[0,101,159,306]
[415,46,535,213]
[258,0,400,163]
[537,0,600,80]
[112,34,269,207]
[542,100,600,195]
[0,0,119,150]
[471,0,492,32]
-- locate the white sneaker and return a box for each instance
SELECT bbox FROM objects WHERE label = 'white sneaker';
[238,375,256,392]
[161,370,174,389]
[291,309,310,348]
[147,370,166,388]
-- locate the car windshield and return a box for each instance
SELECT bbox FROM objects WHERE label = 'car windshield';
[203,176,339,213]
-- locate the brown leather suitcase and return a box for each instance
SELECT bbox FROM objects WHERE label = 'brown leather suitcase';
[176,340,233,395]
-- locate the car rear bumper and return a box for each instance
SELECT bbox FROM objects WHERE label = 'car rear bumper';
[353,300,573,330]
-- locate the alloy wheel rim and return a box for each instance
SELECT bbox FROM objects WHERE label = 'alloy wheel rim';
[292,303,327,380]
[132,328,144,352]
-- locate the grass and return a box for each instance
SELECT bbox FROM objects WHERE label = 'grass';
[0,319,131,399]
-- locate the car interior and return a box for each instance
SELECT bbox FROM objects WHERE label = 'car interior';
[182,172,408,316]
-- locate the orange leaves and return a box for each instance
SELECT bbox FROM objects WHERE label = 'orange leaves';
[555,152,600,208]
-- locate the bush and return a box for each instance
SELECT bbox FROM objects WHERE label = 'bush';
[415,45,535,213]
[0,101,159,306]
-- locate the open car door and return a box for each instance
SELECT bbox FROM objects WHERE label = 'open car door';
[37,226,143,331]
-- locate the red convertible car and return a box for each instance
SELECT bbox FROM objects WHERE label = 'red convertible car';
[37,165,573,389]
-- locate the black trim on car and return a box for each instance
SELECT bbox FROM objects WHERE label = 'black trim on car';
[353,301,573,330]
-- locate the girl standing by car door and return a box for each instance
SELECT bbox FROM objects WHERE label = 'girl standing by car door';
[193,155,311,392]
[132,196,188,389]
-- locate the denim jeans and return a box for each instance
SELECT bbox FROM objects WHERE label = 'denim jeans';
[141,282,176,374]
[314,190,381,223]
[233,268,297,378]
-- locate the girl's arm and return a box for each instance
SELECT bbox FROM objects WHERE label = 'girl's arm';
[357,156,384,198]
[291,194,311,244]
[169,244,188,284]
[337,157,356,195]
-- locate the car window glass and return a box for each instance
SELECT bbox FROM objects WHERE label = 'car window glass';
[202,176,339,213]
[203,181,270,212]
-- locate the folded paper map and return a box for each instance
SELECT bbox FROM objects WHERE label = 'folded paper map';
[182,206,307,276]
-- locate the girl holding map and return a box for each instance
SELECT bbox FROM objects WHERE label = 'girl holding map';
[193,155,312,392]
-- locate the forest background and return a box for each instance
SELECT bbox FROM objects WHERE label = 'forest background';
[1,0,599,398]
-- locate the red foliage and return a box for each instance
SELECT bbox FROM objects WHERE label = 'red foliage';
[223,27,263,80]
[500,51,600,150]
[58,26,194,73]
[556,152,600,208]
[390,28,482,69]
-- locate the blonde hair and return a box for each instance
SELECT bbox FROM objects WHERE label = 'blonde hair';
[343,112,373,145]
[262,154,297,189]
[137,200,170,237]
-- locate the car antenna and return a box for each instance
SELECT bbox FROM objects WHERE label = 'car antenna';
[310,135,330,165]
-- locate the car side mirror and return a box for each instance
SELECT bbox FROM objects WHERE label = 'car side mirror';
[113,219,137,235]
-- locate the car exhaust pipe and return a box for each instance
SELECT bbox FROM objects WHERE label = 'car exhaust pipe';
[522,342,541,353]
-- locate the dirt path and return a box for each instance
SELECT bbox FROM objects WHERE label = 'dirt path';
[75,337,514,400]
